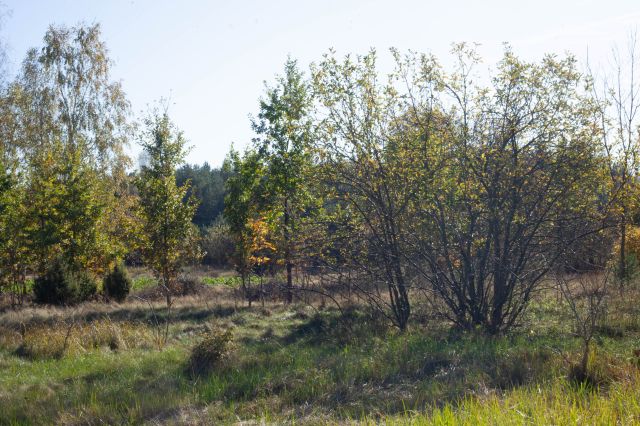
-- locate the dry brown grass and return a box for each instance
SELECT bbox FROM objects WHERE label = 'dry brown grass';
[15,318,154,359]
[0,290,235,325]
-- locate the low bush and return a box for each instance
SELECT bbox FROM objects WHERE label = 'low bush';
[103,263,132,302]
[186,327,233,377]
[33,259,97,305]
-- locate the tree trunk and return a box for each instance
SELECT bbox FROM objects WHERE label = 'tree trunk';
[619,211,627,281]
[241,271,247,303]
[284,197,293,304]
[489,281,507,335]
[163,271,172,308]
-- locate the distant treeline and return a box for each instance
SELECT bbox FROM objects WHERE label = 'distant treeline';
[176,163,226,227]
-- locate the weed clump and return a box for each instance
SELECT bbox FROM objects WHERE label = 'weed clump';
[33,259,96,305]
[103,263,132,302]
[187,327,233,377]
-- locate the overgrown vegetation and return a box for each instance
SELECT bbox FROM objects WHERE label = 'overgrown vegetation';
[2,14,640,426]
[1,286,640,424]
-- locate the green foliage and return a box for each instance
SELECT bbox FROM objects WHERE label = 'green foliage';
[223,148,265,270]
[10,23,134,277]
[20,23,131,171]
[33,259,97,305]
[201,219,234,266]
[76,271,98,302]
[251,58,316,302]
[223,147,278,305]
[103,263,132,302]
[37,148,106,271]
[0,158,30,302]
[176,162,226,227]
[136,111,202,303]
[252,58,313,208]
[201,275,243,287]
[224,59,318,304]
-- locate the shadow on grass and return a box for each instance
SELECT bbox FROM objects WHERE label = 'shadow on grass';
[0,305,582,423]
[191,310,566,420]
[84,305,238,324]
[1,304,241,331]
[282,306,390,346]
[1,349,193,425]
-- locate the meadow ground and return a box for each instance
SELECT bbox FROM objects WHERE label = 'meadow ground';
[1,269,640,425]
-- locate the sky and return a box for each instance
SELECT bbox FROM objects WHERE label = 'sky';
[2,0,640,167]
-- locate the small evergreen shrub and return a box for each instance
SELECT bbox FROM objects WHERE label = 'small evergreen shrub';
[103,263,132,302]
[187,327,233,377]
[75,269,97,301]
[33,259,97,305]
[33,260,70,305]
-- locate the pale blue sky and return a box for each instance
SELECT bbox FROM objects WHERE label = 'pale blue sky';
[3,0,640,166]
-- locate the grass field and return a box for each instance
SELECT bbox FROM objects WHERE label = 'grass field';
[1,271,640,425]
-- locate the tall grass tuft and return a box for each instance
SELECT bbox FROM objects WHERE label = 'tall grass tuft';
[16,318,153,359]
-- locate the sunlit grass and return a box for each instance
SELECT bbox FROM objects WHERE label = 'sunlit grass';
[1,289,640,424]
[201,275,243,287]
[130,275,157,291]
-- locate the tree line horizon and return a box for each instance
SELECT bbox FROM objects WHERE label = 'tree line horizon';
[1,22,639,337]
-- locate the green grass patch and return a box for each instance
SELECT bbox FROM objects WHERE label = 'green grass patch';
[200,275,269,287]
[1,295,640,424]
[201,276,242,287]
[131,275,157,291]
